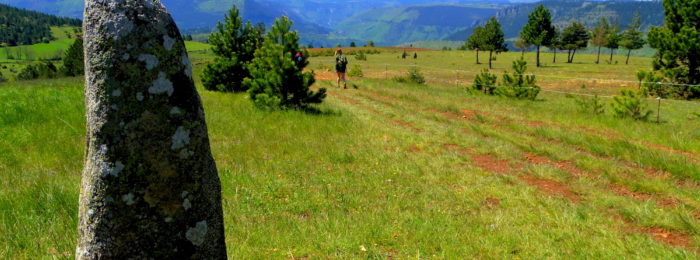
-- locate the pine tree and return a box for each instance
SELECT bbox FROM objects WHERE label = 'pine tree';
[620,12,646,65]
[472,69,497,95]
[244,16,326,110]
[648,0,700,91]
[561,22,590,63]
[203,5,265,92]
[498,58,540,100]
[61,38,84,76]
[546,28,561,63]
[513,38,530,57]
[466,26,484,64]
[605,25,621,64]
[520,5,555,67]
[350,42,356,47]
[481,17,508,69]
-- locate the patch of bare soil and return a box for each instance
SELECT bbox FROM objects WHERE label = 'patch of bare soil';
[471,154,513,174]
[483,197,501,209]
[519,175,581,203]
[610,184,680,208]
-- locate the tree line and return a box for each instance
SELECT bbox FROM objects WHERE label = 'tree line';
[0,4,82,46]
[465,0,699,99]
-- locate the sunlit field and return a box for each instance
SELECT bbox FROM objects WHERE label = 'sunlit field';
[1,45,700,258]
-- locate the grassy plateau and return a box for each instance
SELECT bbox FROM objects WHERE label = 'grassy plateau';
[1,45,700,259]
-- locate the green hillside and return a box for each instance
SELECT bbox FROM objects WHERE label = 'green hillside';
[335,4,501,46]
[0,3,81,46]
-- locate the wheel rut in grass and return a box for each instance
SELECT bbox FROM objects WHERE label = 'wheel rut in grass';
[328,81,700,253]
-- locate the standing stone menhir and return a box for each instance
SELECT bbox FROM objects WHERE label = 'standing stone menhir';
[77,0,227,258]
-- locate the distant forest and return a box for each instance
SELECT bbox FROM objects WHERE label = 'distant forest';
[0,4,82,46]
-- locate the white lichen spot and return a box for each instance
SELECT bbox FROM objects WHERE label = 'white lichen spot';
[144,0,155,8]
[183,198,192,210]
[110,161,124,176]
[111,104,119,111]
[149,72,174,96]
[138,54,159,70]
[87,209,95,218]
[164,217,173,223]
[170,107,182,115]
[122,193,135,206]
[164,35,176,51]
[181,191,189,198]
[182,54,193,79]
[112,89,122,97]
[185,221,208,246]
[119,121,125,127]
[171,126,190,150]
[136,92,144,101]
[121,53,130,61]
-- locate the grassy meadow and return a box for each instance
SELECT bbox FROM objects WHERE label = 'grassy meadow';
[2,45,700,259]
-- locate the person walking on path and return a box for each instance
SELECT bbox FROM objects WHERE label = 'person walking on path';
[335,49,348,89]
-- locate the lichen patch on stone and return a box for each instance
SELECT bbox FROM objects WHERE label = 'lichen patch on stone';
[138,54,159,70]
[148,72,174,96]
[183,198,192,210]
[171,126,190,150]
[164,35,175,51]
[122,193,136,206]
[185,221,208,246]
[136,92,144,101]
[182,54,193,79]
[110,161,125,176]
[170,107,182,115]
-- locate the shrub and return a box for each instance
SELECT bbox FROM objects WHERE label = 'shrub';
[575,94,606,115]
[394,67,425,85]
[17,61,58,80]
[0,71,6,83]
[348,65,363,77]
[355,51,367,61]
[472,69,497,95]
[203,6,265,92]
[497,58,540,100]
[244,17,326,110]
[611,89,652,121]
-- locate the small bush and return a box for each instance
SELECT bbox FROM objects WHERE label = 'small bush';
[347,65,363,77]
[17,61,58,80]
[394,67,425,85]
[611,89,652,121]
[355,51,367,61]
[472,69,497,95]
[0,71,7,83]
[575,94,606,115]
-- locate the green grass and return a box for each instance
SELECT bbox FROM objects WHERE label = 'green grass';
[1,47,700,258]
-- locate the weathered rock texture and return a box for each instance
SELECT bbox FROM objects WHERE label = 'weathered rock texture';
[77,0,227,258]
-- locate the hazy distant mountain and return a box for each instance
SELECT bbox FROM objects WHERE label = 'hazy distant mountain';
[335,4,501,45]
[0,0,661,47]
[446,0,664,41]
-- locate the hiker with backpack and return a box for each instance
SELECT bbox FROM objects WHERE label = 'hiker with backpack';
[335,49,348,89]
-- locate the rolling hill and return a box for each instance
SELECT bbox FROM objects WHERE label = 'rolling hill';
[335,4,501,46]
